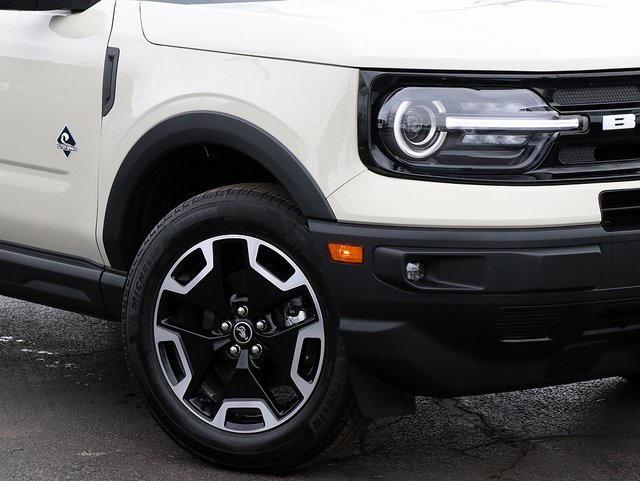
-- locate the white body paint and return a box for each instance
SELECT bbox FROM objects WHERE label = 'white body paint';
[0,0,638,265]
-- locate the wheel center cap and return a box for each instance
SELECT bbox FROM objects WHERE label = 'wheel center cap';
[233,321,253,345]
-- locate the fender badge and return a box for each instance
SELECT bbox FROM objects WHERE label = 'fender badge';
[56,127,78,158]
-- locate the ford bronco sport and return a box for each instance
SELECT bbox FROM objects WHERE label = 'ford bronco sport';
[1,0,640,473]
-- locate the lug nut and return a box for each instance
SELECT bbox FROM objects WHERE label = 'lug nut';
[236,305,248,318]
[220,321,232,332]
[255,320,267,332]
[229,344,241,358]
[250,344,263,358]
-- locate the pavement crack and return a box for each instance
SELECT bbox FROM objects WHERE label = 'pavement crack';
[0,447,24,455]
[487,442,535,481]
[356,417,408,457]
[451,398,507,437]
[443,397,539,470]
[446,400,537,481]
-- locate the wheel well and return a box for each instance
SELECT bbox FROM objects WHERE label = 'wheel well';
[120,143,278,270]
[103,112,335,271]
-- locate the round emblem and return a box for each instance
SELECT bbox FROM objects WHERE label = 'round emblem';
[233,321,253,345]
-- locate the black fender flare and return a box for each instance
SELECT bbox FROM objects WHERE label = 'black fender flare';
[103,112,335,270]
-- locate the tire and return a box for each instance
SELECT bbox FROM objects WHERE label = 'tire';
[123,183,366,473]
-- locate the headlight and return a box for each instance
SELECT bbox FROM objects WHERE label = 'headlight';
[375,87,587,174]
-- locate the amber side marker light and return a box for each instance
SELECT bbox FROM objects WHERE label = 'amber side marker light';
[327,243,364,264]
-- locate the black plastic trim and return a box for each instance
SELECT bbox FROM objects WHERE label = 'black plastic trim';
[102,47,120,117]
[349,361,416,417]
[310,219,640,396]
[100,268,127,319]
[359,69,640,185]
[0,0,99,11]
[599,187,640,232]
[373,245,602,293]
[36,0,98,10]
[103,112,335,270]
[147,0,274,3]
[0,240,125,320]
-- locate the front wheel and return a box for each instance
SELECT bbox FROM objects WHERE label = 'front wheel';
[123,184,365,472]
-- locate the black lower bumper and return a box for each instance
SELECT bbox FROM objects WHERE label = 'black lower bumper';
[309,220,640,398]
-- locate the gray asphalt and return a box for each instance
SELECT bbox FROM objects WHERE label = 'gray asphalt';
[1,296,640,481]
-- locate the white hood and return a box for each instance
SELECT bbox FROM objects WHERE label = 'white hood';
[141,0,640,71]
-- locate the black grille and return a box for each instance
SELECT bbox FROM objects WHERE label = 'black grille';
[541,76,640,180]
[491,306,567,343]
[600,189,640,231]
[557,142,640,166]
[582,302,640,335]
[552,86,640,107]
[491,301,640,345]
[557,146,598,165]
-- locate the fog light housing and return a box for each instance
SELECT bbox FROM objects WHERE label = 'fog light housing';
[406,261,425,281]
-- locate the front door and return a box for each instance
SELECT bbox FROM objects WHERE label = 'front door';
[0,0,115,263]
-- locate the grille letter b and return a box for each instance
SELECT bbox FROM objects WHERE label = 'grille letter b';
[602,113,637,131]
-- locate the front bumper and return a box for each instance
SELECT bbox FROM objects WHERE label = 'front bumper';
[310,220,640,397]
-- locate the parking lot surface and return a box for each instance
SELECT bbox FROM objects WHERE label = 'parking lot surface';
[1,296,639,481]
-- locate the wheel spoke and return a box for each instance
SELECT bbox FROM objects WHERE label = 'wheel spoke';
[260,318,314,384]
[161,240,232,319]
[157,322,231,398]
[177,269,230,318]
[243,238,306,316]
[216,351,280,414]
[220,352,276,403]
[263,319,323,399]
[243,268,298,316]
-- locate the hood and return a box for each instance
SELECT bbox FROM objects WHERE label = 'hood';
[141,0,640,72]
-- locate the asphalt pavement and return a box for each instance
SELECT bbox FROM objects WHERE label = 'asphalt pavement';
[1,296,640,481]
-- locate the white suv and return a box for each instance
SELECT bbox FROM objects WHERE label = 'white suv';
[2,0,640,473]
